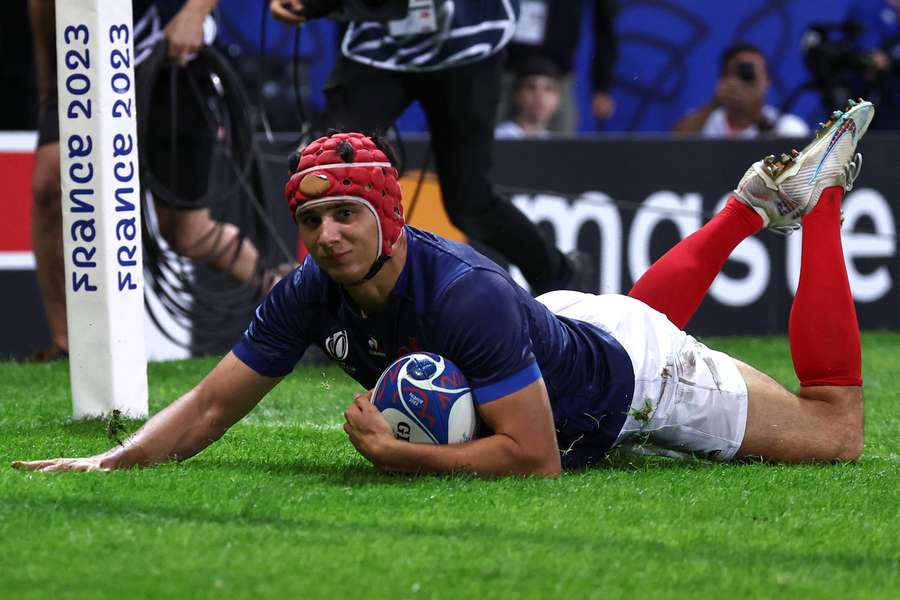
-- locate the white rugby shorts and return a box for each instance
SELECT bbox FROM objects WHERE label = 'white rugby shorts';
[538,291,748,461]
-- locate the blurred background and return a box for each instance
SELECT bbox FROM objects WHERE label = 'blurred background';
[2,0,899,359]
[7,0,898,135]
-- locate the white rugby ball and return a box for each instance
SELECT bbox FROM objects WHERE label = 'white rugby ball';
[371,353,477,444]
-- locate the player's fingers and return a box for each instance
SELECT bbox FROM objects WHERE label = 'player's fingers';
[11,460,57,471]
[52,459,101,472]
[348,396,369,413]
[39,462,68,472]
[343,422,362,449]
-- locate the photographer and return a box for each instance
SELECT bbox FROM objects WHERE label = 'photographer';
[674,43,809,138]
[269,0,590,295]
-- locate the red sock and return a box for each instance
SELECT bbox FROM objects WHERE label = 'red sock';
[789,186,862,387]
[628,197,762,328]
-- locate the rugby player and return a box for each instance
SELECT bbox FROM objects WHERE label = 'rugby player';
[13,100,874,476]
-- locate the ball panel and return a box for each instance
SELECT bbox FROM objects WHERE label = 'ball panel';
[381,407,437,444]
[447,391,477,442]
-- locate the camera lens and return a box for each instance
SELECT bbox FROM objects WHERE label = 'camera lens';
[736,62,756,82]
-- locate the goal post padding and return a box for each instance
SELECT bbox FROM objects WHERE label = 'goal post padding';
[55,0,148,418]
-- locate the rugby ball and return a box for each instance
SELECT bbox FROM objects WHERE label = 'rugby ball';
[371,353,477,444]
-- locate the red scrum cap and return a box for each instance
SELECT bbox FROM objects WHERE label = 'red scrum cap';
[284,132,405,259]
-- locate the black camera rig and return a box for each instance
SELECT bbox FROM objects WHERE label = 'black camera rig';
[801,21,873,109]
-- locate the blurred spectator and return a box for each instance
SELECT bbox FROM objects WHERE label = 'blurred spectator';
[848,0,900,128]
[673,43,810,138]
[495,58,562,139]
[501,0,618,133]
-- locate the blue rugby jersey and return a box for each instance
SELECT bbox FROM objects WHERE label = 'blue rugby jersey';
[342,0,518,72]
[233,227,634,468]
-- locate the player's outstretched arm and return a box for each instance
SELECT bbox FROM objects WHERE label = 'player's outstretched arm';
[344,378,562,477]
[12,352,281,472]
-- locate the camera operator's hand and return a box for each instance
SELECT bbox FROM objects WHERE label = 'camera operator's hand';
[271,0,308,24]
[165,0,217,65]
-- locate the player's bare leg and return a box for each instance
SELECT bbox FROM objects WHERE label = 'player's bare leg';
[628,100,873,462]
[737,184,864,462]
[31,142,68,354]
[733,101,873,462]
[736,365,862,462]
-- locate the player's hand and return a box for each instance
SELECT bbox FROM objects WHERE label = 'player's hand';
[164,5,208,65]
[343,392,394,467]
[270,0,307,25]
[11,455,112,473]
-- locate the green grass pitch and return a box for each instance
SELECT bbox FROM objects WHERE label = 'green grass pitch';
[1,333,898,599]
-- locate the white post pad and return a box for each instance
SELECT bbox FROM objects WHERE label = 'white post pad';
[55,0,148,418]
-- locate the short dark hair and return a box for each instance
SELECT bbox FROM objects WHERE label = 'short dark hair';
[512,57,562,89]
[719,43,766,76]
[369,132,401,170]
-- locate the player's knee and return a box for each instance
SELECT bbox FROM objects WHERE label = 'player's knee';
[799,386,863,461]
[821,404,864,462]
[832,420,864,462]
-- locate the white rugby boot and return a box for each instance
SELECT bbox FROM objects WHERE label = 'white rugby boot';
[733,98,875,234]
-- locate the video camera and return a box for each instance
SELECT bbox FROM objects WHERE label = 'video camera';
[801,21,873,108]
